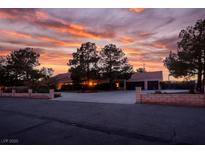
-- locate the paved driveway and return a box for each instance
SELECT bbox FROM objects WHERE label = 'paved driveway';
[53,90,189,104]
[53,91,136,104]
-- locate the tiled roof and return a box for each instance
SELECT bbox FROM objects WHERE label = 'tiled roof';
[129,71,163,81]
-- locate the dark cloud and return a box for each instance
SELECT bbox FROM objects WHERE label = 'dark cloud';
[0,8,205,74]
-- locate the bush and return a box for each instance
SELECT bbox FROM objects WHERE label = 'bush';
[54,92,61,98]
[61,84,82,91]
[15,87,28,93]
[95,83,117,90]
[155,90,162,94]
[33,86,49,93]
[189,88,196,94]
[2,87,12,93]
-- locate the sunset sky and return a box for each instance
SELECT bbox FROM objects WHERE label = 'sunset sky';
[0,8,205,80]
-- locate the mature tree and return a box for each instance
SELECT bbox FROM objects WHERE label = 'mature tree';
[0,57,7,86]
[0,48,53,87]
[99,44,133,89]
[27,67,54,89]
[136,67,146,73]
[164,19,205,91]
[6,48,40,83]
[68,42,100,84]
[39,67,54,80]
[27,67,53,83]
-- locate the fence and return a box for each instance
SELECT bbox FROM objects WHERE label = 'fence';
[0,89,54,99]
[136,87,205,107]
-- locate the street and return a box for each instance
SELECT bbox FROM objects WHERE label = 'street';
[0,97,205,144]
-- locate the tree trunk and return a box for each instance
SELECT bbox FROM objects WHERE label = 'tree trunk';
[196,54,203,91]
[203,51,205,92]
[197,70,202,91]
[203,70,205,92]
[109,78,113,90]
[26,72,29,81]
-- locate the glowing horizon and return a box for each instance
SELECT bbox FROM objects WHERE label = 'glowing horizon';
[0,8,204,80]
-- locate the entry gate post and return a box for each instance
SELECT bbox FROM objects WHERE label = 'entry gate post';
[136,87,141,103]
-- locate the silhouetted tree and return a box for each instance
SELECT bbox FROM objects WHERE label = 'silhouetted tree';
[164,19,205,91]
[40,67,54,80]
[68,42,100,84]
[0,48,54,87]
[0,57,7,86]
[136,67,146,73]
[6,48,40,84]
[99,44,133,89]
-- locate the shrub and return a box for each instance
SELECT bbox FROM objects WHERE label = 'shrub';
[95,83,117,90]
[33,86,49,93]
[61,84,82,91]
[155,90,162,94]
[2,87,12,93]
[15,87,28,93]
[54,93,61,98]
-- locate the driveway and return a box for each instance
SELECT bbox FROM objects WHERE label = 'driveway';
[53,91,136,104]
[53,90,189,104]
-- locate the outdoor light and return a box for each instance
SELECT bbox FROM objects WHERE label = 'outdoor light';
[88,81,93,87]
[116,82,119,88]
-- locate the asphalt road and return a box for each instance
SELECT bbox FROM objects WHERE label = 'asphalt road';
[0,97,205,145]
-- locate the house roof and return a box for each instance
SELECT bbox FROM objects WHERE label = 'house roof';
[53,73,71,80]
[50,73,71,84]
[51,71,163,83]
[129,71,163,81]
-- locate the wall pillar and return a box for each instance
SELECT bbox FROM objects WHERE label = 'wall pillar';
[204,86,205,94]
[123,79,126,90]
[12,89,15,97]
[136,87,141,103]
[49,89,54,99]
[28,89,32,97]
[144,80,148,90]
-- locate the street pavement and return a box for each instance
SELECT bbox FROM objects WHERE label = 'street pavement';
[0,97,204,144]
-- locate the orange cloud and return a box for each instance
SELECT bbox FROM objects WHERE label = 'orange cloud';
[129,8,145,13]
[139,32,153,37]
[0,9,115,40]
[0,11,16,19]
[39,50,72,75]
[67,28,100,39]
[152,43,167,49]
[37,36,81,47]
[40,50,72,65]
[0,50,10,57]
[119,36,135,44]
[0,29,32,39]
[123,48,141,56]
[69,23,85,31]
[48,24,103,40]
[130,60,164,72]
[0,28,81,48]
[35,10,49,19]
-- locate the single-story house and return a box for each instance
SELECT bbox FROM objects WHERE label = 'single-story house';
[126,71,163,90]
[50,71,163,90]
[50,73,72,90]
